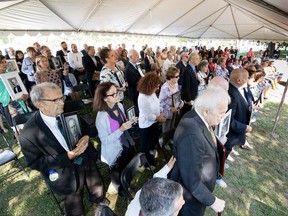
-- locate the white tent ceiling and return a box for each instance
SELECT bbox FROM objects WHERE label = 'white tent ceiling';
[0,0,287,40]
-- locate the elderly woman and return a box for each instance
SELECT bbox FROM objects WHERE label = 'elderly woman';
[0,55,29,135]
[197,60,209,95]
[138,72,166,167]
[215,57,229,79]
[99,47,126,102]
[94,82,135,197]
[159,67,183,135]
[35,55,71,93]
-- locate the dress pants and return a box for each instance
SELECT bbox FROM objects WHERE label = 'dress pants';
[63,157,103,216]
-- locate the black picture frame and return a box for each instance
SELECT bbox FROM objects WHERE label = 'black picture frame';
[171,91,181,108]
[61,111,82,149]
[51,56,63,70]
[215,109,232,143]
[115,70,126,87]
[126,106,136,123]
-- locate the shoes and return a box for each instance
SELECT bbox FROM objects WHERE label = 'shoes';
[264,96,268,100]
[216,178,227,188]
[240,141,253,150]
[224,163,229,169]
[227,155,235,162]
[231,148,240,156]
[146,165,156,171]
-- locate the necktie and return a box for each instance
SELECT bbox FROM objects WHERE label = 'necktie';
[135,64,144,77]
[209,127,217,147]
[56,116,66,140]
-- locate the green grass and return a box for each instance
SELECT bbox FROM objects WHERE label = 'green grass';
[1,100,288,216]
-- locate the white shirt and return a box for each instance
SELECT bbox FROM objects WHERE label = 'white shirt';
[195,108,209,130]
[67,51,83,69]
[40,112,69,151]
[138,93,161,128]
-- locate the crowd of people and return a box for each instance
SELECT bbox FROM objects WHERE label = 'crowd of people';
[0,41,284,216]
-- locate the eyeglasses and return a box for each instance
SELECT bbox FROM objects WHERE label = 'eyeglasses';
[172,75,180,79]
[41,96,66,104]
[106,91,119,98]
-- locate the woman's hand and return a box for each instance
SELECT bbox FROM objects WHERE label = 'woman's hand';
[170,107,178,113]
[18,94,29,101]
[167,156,176,169]
[179,100,184,109]
[156,113,166,122]
[118,87,126,92]
[132,117,138,124]
[120,120,132,132]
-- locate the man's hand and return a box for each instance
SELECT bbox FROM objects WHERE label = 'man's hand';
[18,94,29,101]
[167,156,176,169]
[67,135,89,160]
[210,197,225,213]
[246,125,252,133]
[156,113,166,122]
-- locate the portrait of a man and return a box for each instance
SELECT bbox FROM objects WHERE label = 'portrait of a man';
[9,78,22,94]
[66,116,81,147]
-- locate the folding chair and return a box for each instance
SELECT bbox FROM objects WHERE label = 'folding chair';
[0,129,28,182]
[120,153,154,200]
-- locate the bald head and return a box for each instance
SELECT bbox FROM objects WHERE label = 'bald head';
[208,76,229,91]
[230,68,249,88]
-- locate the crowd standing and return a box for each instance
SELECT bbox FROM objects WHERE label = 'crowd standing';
[0,41,283,216]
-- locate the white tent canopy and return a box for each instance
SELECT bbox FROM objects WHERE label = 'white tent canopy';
[0,0,287,40]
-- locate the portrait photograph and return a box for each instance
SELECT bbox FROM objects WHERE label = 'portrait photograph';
[0,72,28,100]
[115,71,126,87]
[126,106,136,123]
[6,59,20,73]
[216,109,232,142]
[171,91,181,108]
[62,112,82,149]
[51,56,63,70]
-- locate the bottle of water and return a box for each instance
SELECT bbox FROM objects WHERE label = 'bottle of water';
[49,170,59,181]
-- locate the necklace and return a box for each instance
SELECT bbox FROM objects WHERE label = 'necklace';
[167,81,177,90]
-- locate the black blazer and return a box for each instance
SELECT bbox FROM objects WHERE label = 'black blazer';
[19,111,98,195]
[144,56,155,72]
[82,55,103,80]
[180,64,199,102]
[226,83,251,146]
[124,62,141,102]
[170,109,219,215]
[175,60,187,85]
[56,50,70,64]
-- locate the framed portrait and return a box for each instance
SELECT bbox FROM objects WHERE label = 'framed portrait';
[215,109,232,142]
[171,91,181,108]
[6,59,20,73]
[51,56,63,70]
[0,72,28,100]
[126,106,136,123]
[61,111,82,149]
[115,70,126,87]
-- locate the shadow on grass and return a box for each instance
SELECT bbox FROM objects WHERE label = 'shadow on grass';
[249,199,287,216]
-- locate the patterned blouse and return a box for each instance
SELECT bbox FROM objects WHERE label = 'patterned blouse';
[215,65,229,79]
[100,65,125,101]
[35,69,63,90]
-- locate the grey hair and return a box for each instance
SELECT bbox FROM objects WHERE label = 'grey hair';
[30,82,61,105]
[188,51,198,61]
[139,178,183,216]
[194,86,231,112]
[128,49,137,58]
[180,51,188,60]
[197,60,208,72]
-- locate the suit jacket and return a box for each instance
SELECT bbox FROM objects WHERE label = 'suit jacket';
[144,56,155,72]
[170,109,219,215]
[175,60,187,85]
[82,54,103,81]
[56,50,70,64]
[124,62,141,103]
[19,111,98,195]
[180,64,199,102]
[226,83,251,146]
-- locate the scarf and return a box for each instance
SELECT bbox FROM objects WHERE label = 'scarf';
[106,104,130,147]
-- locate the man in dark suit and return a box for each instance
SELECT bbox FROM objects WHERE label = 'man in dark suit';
[82,46,103,95]
[225,68,252,157]
[170,86,228,215]
[175,52,188,87]
[180,52,200,117]
[56,41,70,64]
[144,48,155,73]
[19,82,107,216]
[124,49,143,113]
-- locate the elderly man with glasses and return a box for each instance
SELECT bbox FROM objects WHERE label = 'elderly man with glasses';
[19,82,107,216]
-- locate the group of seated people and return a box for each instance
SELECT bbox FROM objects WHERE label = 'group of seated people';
[1,41,283,216]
